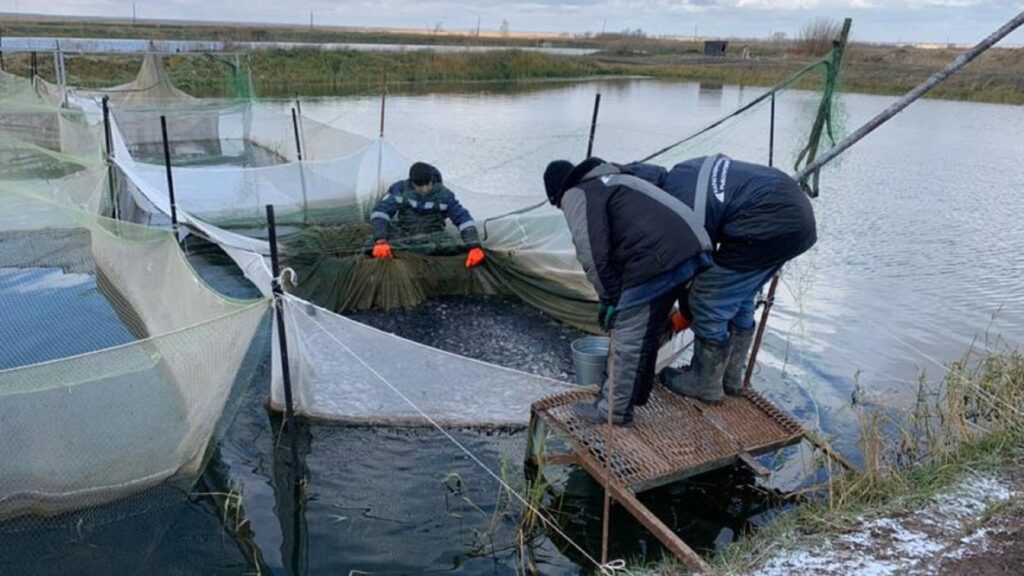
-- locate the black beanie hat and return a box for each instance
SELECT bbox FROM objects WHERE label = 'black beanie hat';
[544,160,575,207]
[409,162,436,186]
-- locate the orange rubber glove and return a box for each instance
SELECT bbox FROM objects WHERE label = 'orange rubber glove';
[372,240,393,259]
[465,247,485,269]
[669,309,691,333]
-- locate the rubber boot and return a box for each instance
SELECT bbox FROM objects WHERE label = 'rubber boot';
[660,336,730,405]
[723,324,756,396]
[570,401,632,426]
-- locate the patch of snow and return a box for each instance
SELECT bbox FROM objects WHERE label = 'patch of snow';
[748,475,1019,576]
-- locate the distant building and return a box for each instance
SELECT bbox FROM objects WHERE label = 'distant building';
[704,40,728,57]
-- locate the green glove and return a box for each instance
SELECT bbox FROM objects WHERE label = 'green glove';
[597,302,616,332]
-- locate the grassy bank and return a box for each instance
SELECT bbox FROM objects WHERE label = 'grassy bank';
[2,17,1022,103]
[632,347,1024,575]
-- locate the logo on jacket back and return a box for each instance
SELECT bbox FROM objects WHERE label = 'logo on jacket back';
[711,157,730,203]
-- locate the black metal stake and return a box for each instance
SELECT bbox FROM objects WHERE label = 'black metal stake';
[102,96,118,220]
[295,98,306,155]
[378,74,387,138]
[30,51,37,79]
[159,115,179,235]
[266,204,303,485]
[769,92,776,168]
[102,96,113,156]
[291,107,304,162]
[586,92,601,158]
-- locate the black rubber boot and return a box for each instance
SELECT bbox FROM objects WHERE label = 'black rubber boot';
[723,324,756,396]
[570,401,632,426]
[660,336,730,405]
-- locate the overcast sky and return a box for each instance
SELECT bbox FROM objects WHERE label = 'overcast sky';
[6,1,1024,44]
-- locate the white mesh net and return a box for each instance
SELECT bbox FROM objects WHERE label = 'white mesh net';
[0,129,269,520]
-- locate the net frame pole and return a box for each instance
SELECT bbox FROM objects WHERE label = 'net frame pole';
[266,204,303,485]
[101,96,118,220]
[768,92,776,168]
[378,73,387,138]
[159,115,179,236]
[291,107,310,223]
[290,107,304,162]
[295,98,307,157]
[586,92,601,158]
[375,73,387,205]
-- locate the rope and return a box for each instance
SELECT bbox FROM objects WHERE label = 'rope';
[635,56,831,164]
[297,297,625,575]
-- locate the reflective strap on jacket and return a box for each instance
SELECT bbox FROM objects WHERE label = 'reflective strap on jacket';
[693,154,719,232]
[604,173,713,251]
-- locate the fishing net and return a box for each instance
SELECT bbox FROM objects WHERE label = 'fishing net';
[0,121,269,525]
[0,70,103,171]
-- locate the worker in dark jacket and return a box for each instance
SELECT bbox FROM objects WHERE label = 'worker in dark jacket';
[543,157,713,425]
[625,155,816,404]
[370,162,485,268]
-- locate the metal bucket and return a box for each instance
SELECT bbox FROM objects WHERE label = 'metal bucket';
[571,336,609,386]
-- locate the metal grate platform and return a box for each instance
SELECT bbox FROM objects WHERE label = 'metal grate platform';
[531,384,805,494]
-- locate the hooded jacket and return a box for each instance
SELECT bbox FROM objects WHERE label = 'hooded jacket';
[625,156,816,271]
[558,159,713,308]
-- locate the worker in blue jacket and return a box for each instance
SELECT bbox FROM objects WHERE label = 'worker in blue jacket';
[370,162,485,268]
[624,155,817,404]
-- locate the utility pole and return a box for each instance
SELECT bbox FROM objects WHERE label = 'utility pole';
[476,15,481,38]
[310,11,313,30]
[132,2,136,24]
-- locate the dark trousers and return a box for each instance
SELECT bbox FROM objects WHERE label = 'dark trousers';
[596,289,679,420]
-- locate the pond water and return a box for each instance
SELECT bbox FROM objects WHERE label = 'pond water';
[3,78,1022,575]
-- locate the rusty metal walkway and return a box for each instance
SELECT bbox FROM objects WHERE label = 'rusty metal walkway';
[527,384,852,572]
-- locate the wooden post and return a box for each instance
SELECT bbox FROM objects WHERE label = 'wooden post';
[744,275,779,390]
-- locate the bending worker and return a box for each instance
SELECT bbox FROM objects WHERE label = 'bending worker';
[626,155,817,404]
[543,157,713,426]
[370,161,486,268]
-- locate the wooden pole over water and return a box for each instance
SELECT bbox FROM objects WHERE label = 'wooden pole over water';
[796,10,1024,190]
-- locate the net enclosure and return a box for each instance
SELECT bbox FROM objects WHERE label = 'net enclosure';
[0,35,850,521]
